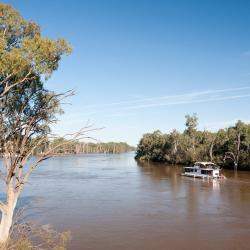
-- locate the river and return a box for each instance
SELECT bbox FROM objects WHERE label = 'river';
[19,153,250,249]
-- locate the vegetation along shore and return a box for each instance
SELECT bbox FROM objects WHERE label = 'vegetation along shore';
[135,114,250,170]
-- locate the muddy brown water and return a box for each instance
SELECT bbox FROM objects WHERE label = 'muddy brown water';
[15,153,250,249]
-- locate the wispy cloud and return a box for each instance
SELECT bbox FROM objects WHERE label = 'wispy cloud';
[84,86,250,111]
[84,86,250,113]
[123,92,250,110]
[66,86,250,121]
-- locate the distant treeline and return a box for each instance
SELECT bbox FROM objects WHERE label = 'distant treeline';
[135,114,250,170]
[35,139,135,155]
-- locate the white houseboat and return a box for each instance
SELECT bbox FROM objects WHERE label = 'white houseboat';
[182,162,226,179]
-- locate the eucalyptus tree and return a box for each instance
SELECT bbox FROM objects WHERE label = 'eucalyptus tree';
[201,130,217,161]
[224,121,250,170]
[184,113,198,161]
[184,113,198,136]
[135,116,250,169]
[0,3,74,244]
[169,129,180,156]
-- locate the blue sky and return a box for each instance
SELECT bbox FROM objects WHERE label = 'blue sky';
[4,0,250,145]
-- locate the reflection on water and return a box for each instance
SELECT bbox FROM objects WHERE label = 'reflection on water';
[3,153,250,250]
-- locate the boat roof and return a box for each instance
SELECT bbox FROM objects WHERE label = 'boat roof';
[184,166,216,170]
[193,162,220,169]
[194,162,216,165]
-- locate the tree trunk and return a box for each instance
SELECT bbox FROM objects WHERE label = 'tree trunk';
[234,162,238,170]
[0,184,18,244]
[209,143,214,162]
[173,141,177,155]
[235,132,241,171]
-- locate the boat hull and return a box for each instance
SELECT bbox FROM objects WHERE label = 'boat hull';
[181,173,226,179]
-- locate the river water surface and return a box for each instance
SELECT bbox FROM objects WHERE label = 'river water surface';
[20,153,250,250]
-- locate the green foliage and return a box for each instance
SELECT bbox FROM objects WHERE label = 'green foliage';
[0,3,71,160]
[0,3,71,96]
[136,130,168,162]
[184,113,198,136]
[135,115,250,170]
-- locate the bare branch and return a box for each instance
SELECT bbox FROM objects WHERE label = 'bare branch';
[21,126,102,185]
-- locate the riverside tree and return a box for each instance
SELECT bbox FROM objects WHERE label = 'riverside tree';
[223,121,250,170]
[135,115,250,170]
[0,3,78,244]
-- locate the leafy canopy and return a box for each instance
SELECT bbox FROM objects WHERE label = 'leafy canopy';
[0,3,71,96]
[0,3,72,191]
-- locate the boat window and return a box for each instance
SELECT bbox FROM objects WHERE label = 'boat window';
[208,170,213,175]
[185,168,196,173]
[201,170,213,175]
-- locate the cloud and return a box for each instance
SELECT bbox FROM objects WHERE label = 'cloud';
[123,93,250,110]
[66,86,250,120]
[84,86,250,111]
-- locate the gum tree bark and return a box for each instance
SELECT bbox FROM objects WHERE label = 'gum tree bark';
[0,180,20,243]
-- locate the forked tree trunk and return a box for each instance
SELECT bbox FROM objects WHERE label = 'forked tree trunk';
[0,183,18,244]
